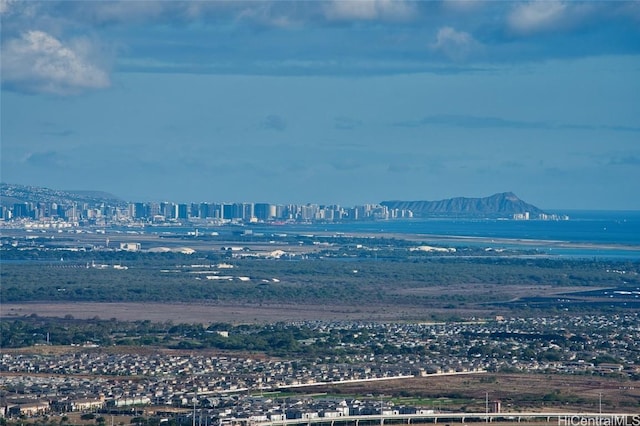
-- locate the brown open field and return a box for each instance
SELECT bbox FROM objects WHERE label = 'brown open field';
[0,281,597,324]
[1,301,496,323]
[288,373,640,413]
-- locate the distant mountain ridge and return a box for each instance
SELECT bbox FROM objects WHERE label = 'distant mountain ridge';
[381,192,545,218]
[0,183,125,207]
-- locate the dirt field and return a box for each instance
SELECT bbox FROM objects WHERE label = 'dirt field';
[288,373,640,413]
[0,281,597,324]
[1,301,496,323]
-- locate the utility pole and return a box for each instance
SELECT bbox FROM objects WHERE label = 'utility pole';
[193,392,197,426]
[599,393,602,414]
[485,391,489,423]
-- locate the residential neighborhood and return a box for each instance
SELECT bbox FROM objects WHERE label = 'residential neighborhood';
[2,314,637,422]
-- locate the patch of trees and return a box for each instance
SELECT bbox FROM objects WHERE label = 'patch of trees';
[0,317,341,356]
[2,249,638,313]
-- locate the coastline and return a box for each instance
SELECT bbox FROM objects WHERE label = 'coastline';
[310,230,640,253]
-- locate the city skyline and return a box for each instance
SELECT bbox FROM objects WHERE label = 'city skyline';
[1,1,639,210]
[1,183,566,222]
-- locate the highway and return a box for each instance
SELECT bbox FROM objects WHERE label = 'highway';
[234,412,639,426]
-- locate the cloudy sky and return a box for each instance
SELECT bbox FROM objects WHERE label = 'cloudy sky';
[1,0,639,210]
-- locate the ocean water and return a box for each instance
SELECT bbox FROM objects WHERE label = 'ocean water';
[302,210,640,245]
[141,211,640,260]
[251,210,640,260]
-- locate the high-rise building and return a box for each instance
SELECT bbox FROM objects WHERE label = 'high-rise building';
[1,206,11,220]
[243,203,254,220]
[132,202,148,219]
[13,203,32,218]
[161,202,176,219]
[221,203,233,220]
[199,202,210,218]
[254,203,275,221]
[177,204,188,220]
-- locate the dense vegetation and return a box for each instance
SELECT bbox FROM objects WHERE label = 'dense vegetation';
[0,316,316,355]
[2,249,639,310]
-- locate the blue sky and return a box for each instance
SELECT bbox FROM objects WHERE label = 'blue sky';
[1,0,639,210]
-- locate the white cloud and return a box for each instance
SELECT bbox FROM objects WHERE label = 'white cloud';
[235,3,302,28]
[1,30,110,95]
[618,1,640,22]
[507,0,596,35]
[69,0,169,25]
[323,0,415,21]
[509,1,566,33]
[441,0,485,13]
[430,26,482,61]
[0,0,39,23]
[0,0,15,15]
